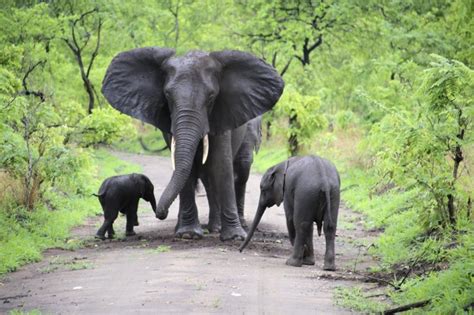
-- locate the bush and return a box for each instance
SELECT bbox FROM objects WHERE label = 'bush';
[74,106,136,147]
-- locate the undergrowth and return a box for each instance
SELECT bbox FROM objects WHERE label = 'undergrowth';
[331,130,474,314]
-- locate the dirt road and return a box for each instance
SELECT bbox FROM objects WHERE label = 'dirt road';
[0,151,375,314]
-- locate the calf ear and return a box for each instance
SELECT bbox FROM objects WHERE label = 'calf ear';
[261,167,277,190]
[102,47,175,132]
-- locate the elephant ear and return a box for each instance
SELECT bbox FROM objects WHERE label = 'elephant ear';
[102,47,175,132]
[209,50,284,134]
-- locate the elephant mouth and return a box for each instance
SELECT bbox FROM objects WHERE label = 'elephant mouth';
[170,134,209,170]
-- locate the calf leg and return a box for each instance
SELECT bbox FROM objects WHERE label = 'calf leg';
[126,201,139,236]
[107,225,115,239]
[303,224,315,265]
[323,191,339,271]
[286,221,313,267]
[96,208,118,240]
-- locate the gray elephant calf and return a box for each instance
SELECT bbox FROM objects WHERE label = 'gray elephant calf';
[239,155,340,270]
[95,174,157,240]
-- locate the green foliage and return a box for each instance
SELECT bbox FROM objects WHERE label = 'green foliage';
[74,107,136,147]
[334,110,360,130]
[365,56,472,228]
[275,87,328,155]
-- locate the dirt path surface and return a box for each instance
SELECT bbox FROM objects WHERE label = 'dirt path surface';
[0,151,377,314]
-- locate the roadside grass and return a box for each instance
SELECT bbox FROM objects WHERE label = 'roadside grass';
[0,149,141,275]
[334,286,386,313]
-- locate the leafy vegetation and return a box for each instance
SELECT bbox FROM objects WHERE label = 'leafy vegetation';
[0,0,472,313]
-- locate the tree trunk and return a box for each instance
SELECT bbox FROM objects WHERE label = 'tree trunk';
[288,112,299,156]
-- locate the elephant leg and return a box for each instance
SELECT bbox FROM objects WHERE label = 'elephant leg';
[286,223,309,267]
[284,201,296,246]
[175,173,203,239]
[96,207,118,240]
[323,190,340,271]
[233,144,253,229]
[201,175,221,233]
[286,218,296,246]
[126,207,138,236]
[205,132,246,241]
[303,224,315,265]
[107,225,115,239]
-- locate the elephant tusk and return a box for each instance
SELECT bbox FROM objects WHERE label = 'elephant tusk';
[202,134,209,165]
[171,136,176,170]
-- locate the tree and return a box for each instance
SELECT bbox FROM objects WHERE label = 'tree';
[235,0,342,155]
[61,7,103,114]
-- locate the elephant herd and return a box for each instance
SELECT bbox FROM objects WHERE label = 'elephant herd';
[96,48,340,271]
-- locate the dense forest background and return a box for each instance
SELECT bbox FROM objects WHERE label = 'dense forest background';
[0,0,472,313]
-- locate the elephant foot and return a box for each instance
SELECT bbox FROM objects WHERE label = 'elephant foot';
[175,223,204,240]
[107,233,115,240]
[220,225,247,241]
[323,261,336,271]
[126,230,137,237]
[203,222,221,233]
[95,233,106,241]
[286,256,303,267]
[239,215,248,229]
[303,255,315,265]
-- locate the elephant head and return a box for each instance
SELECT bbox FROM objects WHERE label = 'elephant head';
[239,162,286,252]
[102,48,284,220]
[136,174,157,213]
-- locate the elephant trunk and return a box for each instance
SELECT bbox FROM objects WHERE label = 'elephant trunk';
[149,193,157,213]
[239,203,266,252]
[156,119,203,220]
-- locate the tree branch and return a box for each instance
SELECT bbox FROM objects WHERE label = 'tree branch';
[383,300,431,314]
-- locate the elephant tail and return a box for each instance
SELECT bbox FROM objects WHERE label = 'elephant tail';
[323,189,334,233]
[92,192,105,198]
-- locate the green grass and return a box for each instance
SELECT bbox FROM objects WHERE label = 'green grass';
[0,149,141,275]
[252,144,288,173]
[93,148,142,178]
[334,286,386,313]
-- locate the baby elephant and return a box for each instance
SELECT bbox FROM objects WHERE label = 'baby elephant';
[95,173,157,240]
[239,155,340,270]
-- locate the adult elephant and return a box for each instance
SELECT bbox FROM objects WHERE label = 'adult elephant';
[102,48,284,240]
[162,116,263,234]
